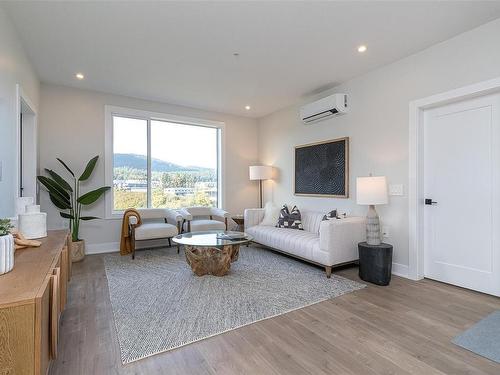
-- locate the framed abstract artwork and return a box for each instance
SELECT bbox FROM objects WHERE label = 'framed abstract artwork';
[294,137,349,198]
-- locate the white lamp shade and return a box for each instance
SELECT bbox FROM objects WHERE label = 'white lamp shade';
[249,165,273,180]
[356,176,388,205]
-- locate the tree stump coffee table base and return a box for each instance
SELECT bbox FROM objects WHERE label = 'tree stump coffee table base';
[184,244,240,276]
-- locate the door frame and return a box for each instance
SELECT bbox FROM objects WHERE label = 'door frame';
[408,76,500,281]
[15,84,38,202]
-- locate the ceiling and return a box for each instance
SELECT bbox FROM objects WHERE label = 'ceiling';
[3,1,500,118]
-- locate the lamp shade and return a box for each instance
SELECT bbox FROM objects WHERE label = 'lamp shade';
[249,165,273,180]
[356,176,388,205]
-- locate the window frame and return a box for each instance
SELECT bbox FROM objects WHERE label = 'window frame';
[104,105,225,219]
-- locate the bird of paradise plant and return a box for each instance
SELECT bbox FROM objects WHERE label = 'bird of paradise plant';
[37,156,110,242]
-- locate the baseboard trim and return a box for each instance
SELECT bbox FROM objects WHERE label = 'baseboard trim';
[85,238,174,255]
[86,242,119,254]
[392,262,410,278]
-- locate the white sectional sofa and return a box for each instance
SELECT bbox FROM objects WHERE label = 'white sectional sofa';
[244,208,366,277]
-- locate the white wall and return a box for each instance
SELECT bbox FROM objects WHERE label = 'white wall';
[258,18,500,275]
[0,7,39,217]
[39,84,259,250]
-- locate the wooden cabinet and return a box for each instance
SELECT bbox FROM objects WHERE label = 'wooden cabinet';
[0,230,71,375]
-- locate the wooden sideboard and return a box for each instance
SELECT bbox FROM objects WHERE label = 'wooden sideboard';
[0,230,71,375]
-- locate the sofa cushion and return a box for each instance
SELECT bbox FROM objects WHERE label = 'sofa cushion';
[276,205,303,230]
[246,225,319,260]
[322,209,338,221]
[135,223,178,240]
[301,211,324,234]
[183,219,225,232]
[261,202,281,226]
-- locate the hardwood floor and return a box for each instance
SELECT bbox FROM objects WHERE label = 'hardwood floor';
[50,253,500,375]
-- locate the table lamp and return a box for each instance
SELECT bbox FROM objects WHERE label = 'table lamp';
[249,165,273,208]
[356,176,388,245]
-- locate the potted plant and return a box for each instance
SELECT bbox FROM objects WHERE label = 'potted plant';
[0,219,14,275]
[38,156,110,262]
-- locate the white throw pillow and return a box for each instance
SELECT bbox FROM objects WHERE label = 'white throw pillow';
[260,202,281,226]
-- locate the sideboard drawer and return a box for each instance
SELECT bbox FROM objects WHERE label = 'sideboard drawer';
[36,275,52,375]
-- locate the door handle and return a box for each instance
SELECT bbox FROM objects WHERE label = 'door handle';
[425,199,438,205]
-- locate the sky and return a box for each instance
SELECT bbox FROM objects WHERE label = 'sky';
[113,116,218,168]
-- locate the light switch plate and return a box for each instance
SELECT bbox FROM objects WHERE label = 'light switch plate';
[389,184,404,196]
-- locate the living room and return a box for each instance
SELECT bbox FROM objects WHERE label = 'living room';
[1,1,500,374]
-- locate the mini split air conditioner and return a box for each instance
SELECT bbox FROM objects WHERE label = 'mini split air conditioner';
[300,93,348,124]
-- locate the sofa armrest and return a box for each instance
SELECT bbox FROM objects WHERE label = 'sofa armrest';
[319,217,366,265]
[244,208,265,230]
[164,208,183,224]
[210,207,230,218]
[178,208,193,221]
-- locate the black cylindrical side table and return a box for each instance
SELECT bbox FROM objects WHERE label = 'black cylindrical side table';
[358,242,393,286]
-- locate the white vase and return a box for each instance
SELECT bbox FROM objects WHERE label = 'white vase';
[18,204,47,239]
[0,234,14,275]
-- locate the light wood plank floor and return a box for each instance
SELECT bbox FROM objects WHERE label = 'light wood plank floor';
[50,253,500,375]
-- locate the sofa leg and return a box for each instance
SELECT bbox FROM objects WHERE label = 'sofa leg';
[168,238,172,247]
[177,244,180,254]
[325,266,332,278]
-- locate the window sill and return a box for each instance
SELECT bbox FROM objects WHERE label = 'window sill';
[105,213,126,220]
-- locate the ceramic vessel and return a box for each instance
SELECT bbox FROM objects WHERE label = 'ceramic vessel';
[16,196,34,216]
[18,204,47,239]
[71,240,85,262]
[0,234,14,275]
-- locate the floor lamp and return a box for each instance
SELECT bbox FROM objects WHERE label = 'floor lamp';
[249,165,273,208]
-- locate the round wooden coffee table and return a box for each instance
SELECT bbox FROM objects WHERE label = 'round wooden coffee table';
[172,231,253,276]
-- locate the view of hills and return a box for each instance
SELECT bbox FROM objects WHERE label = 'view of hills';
[113,153,214,173]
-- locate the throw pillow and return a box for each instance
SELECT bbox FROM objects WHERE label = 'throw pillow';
[322,209,339,221]
[276,205,304,230]
[260,202,281,226]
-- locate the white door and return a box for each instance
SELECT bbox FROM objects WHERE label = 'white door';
[423,93,500,296]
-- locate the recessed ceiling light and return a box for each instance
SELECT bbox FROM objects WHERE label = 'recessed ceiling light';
[245,105,251,110]
[357,45,367,53]
[75,72,84,80]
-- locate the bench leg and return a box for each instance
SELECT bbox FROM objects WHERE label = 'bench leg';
[325,266,332,278]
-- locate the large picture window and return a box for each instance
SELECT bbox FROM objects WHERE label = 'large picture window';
[105,106,223,216]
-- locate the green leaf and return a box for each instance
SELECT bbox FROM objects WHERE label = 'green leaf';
[77,186,110,205]
[49,193,72,210]
[57,158,75,177]
[60,212,74,219]
[79,155,99,181]
[80,216,99,221]
[45,169,73,192]
[38,176,71,203]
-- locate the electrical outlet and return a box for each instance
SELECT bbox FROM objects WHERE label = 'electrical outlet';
[382,225,390,238]
[389,184,404,196]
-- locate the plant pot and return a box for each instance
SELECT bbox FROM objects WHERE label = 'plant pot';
[71,239,85,262]
[0,234,14,275]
